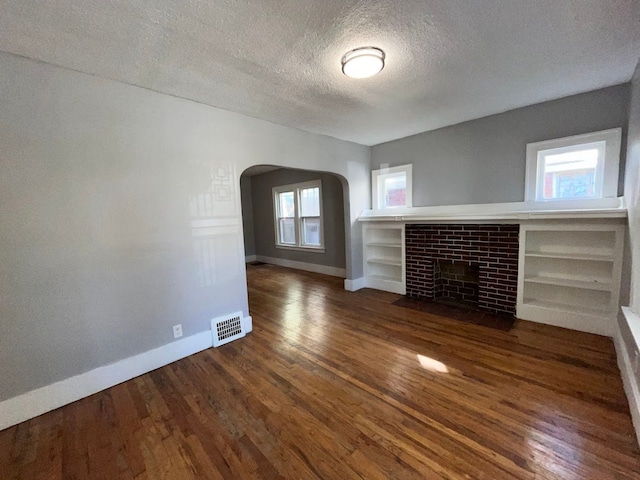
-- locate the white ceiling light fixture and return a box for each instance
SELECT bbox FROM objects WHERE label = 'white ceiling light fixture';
[341,47,385,79]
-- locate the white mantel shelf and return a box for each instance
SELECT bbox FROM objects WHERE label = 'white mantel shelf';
[358,198,627,222]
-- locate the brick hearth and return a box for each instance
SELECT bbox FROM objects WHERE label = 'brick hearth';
[405,224,519,315]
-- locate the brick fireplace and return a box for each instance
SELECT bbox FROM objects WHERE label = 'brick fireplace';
[405,224,519,315]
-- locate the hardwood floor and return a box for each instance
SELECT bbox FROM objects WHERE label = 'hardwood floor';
[2,263,639,479]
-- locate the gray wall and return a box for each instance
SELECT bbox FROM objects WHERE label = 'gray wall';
[245,169,346,269]
[240,176,256,257]
[620,60,639,403]
[372,84,630,207]
[617,59,638,420]
[0,52,370,402]
[624,61,640,313]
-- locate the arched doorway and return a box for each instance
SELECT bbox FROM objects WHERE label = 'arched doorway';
[239,165,350,279]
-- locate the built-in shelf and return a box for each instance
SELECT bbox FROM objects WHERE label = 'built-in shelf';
[522,298,610,316]
[368,274,402,282]
[524,252,613,262]
[517,221,624,336]
[524,275,612,291]
[363,223,405,295]
[368,258,402,266]
[365,242,402,248]
[358,213,625,337]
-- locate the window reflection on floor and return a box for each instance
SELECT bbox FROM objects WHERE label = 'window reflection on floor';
[279,278,327,346]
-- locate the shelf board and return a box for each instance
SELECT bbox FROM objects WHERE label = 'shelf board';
[525,252,613,262]
[522,298,610,316]
[367,258,402,266]
[365,242,403,248]
[524,275,612,292]
[368,274,402,282]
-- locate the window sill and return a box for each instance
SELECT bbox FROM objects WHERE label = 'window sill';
[276,245,326,254]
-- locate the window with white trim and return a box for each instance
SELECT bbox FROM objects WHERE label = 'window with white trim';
[525,128,621,202]
[372,164,413,209]
[273,180,324,250]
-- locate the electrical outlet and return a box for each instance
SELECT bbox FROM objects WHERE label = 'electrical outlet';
[173,324,183,339]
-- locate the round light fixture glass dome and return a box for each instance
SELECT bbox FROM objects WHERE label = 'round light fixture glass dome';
[341,47,385,79]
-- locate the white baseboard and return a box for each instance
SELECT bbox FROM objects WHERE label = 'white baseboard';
[245,255,257,263]
[243,315,253,333]
[0,330,215,431]
[344,277,366,291]
[516,305,614,337]
[255,255,345,278]
[366,277,406,295]
[614,307,640,447]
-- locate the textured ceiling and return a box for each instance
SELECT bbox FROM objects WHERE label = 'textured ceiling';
[1,1,639,146]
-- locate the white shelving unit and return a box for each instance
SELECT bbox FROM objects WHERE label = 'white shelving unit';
[363,223,405,294]
[517,220,625,336]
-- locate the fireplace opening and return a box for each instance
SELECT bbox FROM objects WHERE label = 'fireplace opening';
[434,260,479,309]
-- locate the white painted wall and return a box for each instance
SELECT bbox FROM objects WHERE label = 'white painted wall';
[0,51,370,403]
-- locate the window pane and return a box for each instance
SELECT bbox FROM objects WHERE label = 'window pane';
[278,191,295,217]
[278,218,295,244]
[302,217,321,246]
[541,148,598,200]
[299,187,320,217]
[274,183,322,249]
[383,174,406,207]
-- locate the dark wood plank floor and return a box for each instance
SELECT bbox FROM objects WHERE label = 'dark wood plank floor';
[2,263,639,479]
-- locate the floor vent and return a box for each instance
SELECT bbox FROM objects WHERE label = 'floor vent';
[211,312,246,347]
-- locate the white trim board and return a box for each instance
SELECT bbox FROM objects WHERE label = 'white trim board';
[0,331,214,431]
[358,197,626,222]
[516,305,615,337]
[255,255,345,278]
[243,315,253,333]
[365,276,406,295]
[245,255,257,263]
[614,308,640,447]
[344,277,366,291]
[524,128,621,202]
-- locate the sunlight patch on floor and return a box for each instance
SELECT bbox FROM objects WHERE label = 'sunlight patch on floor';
[417,354,449,373]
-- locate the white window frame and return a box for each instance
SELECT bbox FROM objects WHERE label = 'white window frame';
[273,180,325,252]
[524,128,621,202]
[372,164,413,210]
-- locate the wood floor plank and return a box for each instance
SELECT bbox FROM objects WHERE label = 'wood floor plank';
[1,263,639,478]
[0,425,18,480]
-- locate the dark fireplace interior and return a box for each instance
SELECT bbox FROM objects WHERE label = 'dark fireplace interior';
[434,260,480,308]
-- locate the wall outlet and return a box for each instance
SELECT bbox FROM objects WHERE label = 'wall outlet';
[173,324,183,339]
